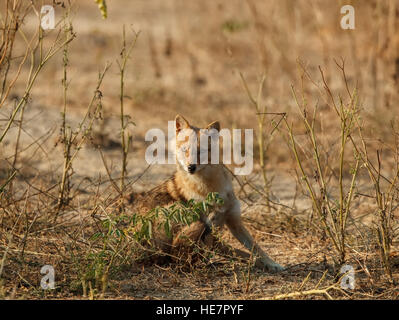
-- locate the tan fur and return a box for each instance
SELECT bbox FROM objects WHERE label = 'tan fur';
[129,115,284,272]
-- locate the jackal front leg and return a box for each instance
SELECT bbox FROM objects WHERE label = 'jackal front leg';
[225,213,284,273]
[172,219,252,264]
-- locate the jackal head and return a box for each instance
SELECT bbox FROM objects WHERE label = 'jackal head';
[175,114,220,175]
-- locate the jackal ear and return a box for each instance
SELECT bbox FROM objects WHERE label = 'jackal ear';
[175,114,190,133]
[206,121,220,132]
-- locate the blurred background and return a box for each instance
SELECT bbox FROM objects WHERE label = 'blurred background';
[3,0,399,177]
[2,1,397,177]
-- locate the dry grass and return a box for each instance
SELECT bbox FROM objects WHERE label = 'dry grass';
[0,0,399,300]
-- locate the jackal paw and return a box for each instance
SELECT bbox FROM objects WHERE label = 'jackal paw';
[256,259,285,273]
[265,262,285,273]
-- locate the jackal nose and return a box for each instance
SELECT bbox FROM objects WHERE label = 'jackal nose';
[188,164,196,174]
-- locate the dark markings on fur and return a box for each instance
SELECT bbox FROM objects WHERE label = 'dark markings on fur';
[129,176,188,214]
[200,223,212,240]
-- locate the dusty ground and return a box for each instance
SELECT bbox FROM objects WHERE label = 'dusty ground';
[1,0,399,299]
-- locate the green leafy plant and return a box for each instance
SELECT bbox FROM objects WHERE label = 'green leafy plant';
[77,192,223,297]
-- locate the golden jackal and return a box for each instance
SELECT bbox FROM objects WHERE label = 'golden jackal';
[130,115,284,272]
